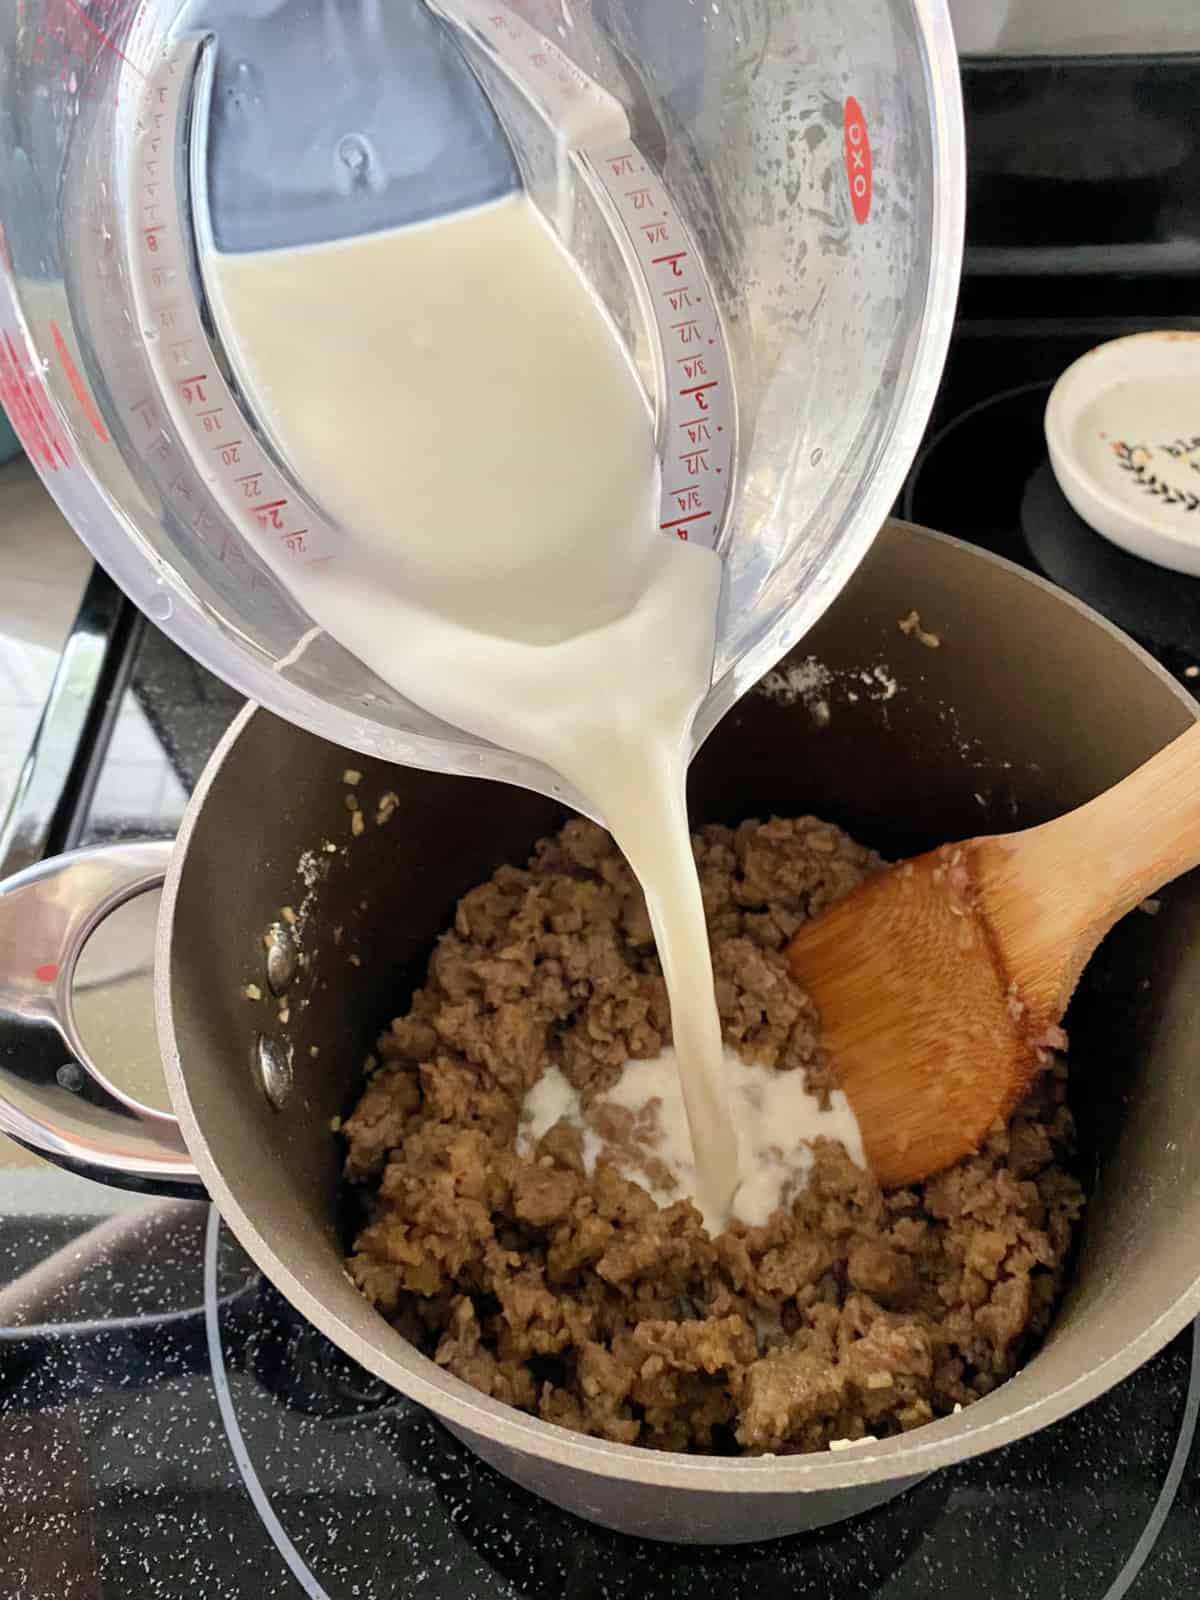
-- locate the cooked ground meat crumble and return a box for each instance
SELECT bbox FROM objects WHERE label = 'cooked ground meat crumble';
[340,816,1084,1455]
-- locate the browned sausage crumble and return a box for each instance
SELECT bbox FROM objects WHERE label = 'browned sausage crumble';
[341,817,1084,1454]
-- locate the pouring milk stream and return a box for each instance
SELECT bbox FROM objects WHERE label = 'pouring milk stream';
[206,191,861,1232]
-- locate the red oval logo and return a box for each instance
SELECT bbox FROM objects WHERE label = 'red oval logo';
[843,97,872,225]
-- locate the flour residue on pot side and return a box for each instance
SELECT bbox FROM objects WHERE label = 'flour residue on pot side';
[756,654,903,726]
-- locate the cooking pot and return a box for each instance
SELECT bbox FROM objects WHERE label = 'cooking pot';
[2,520,1199,1544]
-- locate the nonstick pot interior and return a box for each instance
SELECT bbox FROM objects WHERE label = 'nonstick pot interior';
[160,521,1200,1542]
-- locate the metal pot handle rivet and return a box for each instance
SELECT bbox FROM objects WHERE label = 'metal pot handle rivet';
[263,922,297,996]
[254,1033,294,1110]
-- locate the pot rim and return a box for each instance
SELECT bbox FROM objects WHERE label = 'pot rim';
[158,520,1200,1494]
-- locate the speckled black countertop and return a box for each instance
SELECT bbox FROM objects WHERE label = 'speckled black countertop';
[1,1196,1197,1600]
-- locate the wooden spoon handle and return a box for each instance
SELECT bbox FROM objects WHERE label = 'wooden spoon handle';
[982,718,1200,1019]
[1040,718,1200,924]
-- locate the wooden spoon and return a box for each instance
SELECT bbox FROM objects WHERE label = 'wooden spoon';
[786,720,1200,1189]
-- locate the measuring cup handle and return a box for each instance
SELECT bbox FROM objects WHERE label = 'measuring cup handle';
[0,842,204,1198]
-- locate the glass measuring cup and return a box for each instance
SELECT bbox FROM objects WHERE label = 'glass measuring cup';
[0,0,963,814]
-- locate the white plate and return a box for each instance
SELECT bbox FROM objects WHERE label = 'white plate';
[1045,330,1200,575]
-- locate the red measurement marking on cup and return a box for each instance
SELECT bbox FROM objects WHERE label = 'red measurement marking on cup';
[128,394,157,431]
[119,40,344,579]
[27,0,144,86]
[439,0,609,132]
[437,3,734,538]
[0,331,71,471]
[582,138,736,544]
[169,470,194,505]
[652,252,688,278]
[33,963,59,984]
[844,97,872,225]
[176,374,209,405]
[59,0,143,73]
[252,501,289,532]
[50,319,109,442]
[659,515,713,540]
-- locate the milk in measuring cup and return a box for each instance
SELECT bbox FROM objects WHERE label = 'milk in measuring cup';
[207,192,801,1231]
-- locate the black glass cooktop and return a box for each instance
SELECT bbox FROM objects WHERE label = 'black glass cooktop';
[1,1201,1197,1600]
[904,319,1200,687]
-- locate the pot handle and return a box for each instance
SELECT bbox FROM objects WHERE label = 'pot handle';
[0,841,204,1197]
